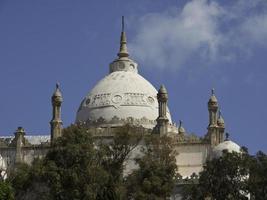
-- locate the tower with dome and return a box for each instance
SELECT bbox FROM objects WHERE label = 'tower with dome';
[0,17,242,199]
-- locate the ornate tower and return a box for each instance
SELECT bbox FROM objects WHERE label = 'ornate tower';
[155,85,169,135]
[14,127,25,164]
[207,89,223,146]
[217,110,225,143]
[208,89,218,127]
[50,83,63,143]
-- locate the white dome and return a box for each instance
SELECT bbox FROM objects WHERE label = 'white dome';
[212,140,241,158]
[76,70,172,129]
[76,27,172,129]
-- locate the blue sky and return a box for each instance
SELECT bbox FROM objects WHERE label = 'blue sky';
[0,0,266,153]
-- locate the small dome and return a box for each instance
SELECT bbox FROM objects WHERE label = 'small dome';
[178,120,186,134]
[217,111,225,127]
[208,89,218,104]
[157,85,168,102]
[53,89,62,97]
[52,84,62,97]
[178,126,185,134]
[217,116,225,127]
[52,83,63,104]
[209,95,217,103]
[212,140,241,158]
[159,85,167,94]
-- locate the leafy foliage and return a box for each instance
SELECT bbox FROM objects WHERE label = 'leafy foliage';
[0,179,14,200]
[126,135,178,200]
[10,126,178,200]
[182,148,267,200]
[9,124,267,200]
[10,124,142,200]
[248,151,267,200]
[10,160,50,200]
[182,150,250,200]
[9,123,267,200]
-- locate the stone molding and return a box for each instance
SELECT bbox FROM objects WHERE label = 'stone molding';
[77,115,157,128]
[78,92,156,112]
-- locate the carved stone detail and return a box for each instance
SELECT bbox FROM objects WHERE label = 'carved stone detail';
[77,116,157,128]
[112,95,123,104]
[82,93,156,109]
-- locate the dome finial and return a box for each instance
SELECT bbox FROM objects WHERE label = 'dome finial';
[56,82,60,89]
[122,16,125,32]
[117,16,129,58]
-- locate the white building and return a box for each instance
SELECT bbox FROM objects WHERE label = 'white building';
[0,17,242,199]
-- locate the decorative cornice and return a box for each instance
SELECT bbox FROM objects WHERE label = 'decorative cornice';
[77,115,157,128]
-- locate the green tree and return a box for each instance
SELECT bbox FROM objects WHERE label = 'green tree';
[10,161,51,200]
[126,135,178,200]
[97,125,143,199]
[248,151,267,200]
[182,150,250,200]
[0,176,14,200]
[11,124,142,200]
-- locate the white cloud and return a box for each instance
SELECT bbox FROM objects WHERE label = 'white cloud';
[129,0,267,70]
[240,14,267,45]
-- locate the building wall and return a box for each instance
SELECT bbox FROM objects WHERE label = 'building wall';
[175,143,211,177]
[0,147,49,172]
[0,148,16,169]
[22,147,50,165]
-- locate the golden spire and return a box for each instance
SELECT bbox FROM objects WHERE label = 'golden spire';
[117,16,129,58]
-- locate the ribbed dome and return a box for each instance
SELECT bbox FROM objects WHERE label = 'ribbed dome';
[212,140,241,158]
[76,70,172,128]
